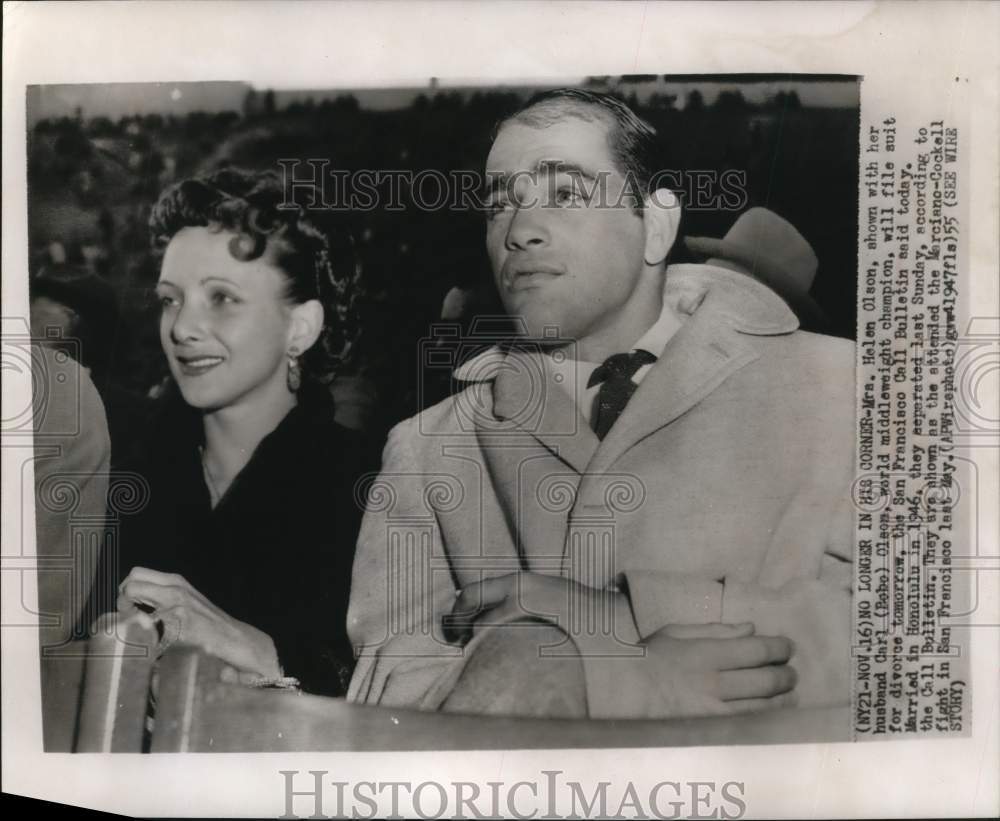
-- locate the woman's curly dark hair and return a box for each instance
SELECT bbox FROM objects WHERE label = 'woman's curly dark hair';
[149,167,360,390]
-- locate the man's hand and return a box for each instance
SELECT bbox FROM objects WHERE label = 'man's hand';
[725,578,851,706]
[117,567,281,683]
[638,622,797,716]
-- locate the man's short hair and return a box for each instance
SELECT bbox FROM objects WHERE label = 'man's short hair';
[495,88,663,207]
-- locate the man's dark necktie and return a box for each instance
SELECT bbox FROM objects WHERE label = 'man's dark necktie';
[587,350,657,440]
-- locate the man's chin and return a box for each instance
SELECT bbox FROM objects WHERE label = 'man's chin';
[503,310,576,348]
[517,337,575,355]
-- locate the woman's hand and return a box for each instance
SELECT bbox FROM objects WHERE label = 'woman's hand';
[117,566,282,682]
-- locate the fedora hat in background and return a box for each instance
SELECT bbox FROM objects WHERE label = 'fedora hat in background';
[683,207,829,330]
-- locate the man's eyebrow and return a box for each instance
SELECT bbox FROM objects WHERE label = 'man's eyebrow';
[480,161,599,198]
[537,161,598,182]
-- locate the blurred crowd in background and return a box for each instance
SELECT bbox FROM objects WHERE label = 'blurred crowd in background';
[26,76,859,450]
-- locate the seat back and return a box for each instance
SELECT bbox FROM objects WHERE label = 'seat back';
[74,612,158,752]
[148,644,851,751]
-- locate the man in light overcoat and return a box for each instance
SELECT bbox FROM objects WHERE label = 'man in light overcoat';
[347,89,854,718]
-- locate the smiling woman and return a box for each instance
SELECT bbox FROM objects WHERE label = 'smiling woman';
[155,226,313,422]
[104,168,373,697]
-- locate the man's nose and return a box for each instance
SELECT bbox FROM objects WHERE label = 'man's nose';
[505,202,550,252]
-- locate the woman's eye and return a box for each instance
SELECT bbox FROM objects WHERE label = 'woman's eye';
[210,291,238,306]
[157,294,178,309]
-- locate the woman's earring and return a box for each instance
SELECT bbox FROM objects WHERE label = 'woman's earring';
[286,347,301,392]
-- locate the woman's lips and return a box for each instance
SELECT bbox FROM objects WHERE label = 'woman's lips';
[175,355,225,376]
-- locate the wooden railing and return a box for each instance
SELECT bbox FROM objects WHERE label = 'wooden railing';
[48,615,851,752]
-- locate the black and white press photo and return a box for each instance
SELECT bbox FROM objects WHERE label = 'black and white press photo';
[3,2,996,818]
[22,73,863,748]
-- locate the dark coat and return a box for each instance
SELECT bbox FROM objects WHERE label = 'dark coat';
[115,387,375,697]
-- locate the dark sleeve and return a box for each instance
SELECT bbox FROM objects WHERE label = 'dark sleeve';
[259,427,375,697]
[270,583,357,697]
[91,393,199,607]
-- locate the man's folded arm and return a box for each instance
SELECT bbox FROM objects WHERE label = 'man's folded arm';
[616,491,855,707]
[618,571,725,636]
[346,420,465,708]
[722,493,855,706]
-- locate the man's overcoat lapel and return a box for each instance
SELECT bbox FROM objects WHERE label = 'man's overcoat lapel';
[585,293,760,476]
[462,265,798,575]
[476,348,598,570]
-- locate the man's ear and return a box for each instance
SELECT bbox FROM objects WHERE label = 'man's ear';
[643,188,681,266]
[287,299,324,354]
